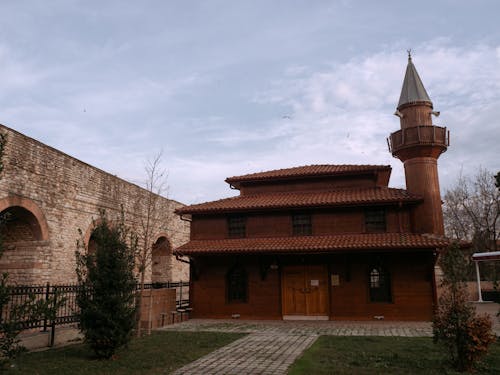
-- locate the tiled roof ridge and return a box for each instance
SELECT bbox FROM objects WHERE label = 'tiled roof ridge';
[176,186,422,214]
[225,164,391,183]
[174,232,451,255]
[180,186,417,206]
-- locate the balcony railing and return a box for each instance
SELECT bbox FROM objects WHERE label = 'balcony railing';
[387,125,449,154]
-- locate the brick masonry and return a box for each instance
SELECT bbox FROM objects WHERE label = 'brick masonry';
[139,288,177,329]
[0,124,189,284]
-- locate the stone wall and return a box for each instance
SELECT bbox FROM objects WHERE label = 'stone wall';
[0,124,190,284]
[139,288,177,329]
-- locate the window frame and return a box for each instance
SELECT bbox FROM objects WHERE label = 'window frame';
[364,208,387,233]
[227,215,246,238]
[292,213,312,236]
[368,266,392,303]
[226,264,248,303]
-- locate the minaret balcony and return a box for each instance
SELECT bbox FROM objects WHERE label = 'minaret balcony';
[387,125,449,160]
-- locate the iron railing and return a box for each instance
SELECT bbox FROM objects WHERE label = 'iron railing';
[0,281,190,333]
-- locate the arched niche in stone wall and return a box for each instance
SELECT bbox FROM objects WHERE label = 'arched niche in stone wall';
[0,196,50,284]
[81,217,119,253]
[0,196,49,242]
[151,235,172,283]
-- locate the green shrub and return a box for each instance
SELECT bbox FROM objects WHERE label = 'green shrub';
[433,242,496,371]
[76,210,138,359]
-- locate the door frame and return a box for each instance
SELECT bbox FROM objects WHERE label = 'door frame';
[281,264,330,320]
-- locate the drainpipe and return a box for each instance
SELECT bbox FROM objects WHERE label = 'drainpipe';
[179,214,192,222]
[175,253,191,265]
[397,201,403,232]
[431,250,439,311]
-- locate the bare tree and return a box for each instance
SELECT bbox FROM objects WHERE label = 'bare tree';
[135,151,171,337]
[443,168,499,253]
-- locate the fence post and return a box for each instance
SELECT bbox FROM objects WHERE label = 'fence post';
[179,282,183,308]
[50,286,57,347]
[43,282,50,332]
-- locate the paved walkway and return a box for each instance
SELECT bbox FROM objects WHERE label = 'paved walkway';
[163,319,434,375]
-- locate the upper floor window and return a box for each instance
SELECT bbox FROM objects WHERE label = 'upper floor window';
[228,215,246,238]
[292,213,312,236]
[365,208,386,232]
[369,266,391,302]
[226,264,247,303]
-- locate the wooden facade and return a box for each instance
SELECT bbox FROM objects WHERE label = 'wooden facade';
[188,252,435,321]
[175,56,450,321]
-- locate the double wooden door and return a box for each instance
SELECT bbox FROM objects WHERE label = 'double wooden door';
[282,265,329,317]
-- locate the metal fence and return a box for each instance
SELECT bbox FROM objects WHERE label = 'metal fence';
[0,281,190,333]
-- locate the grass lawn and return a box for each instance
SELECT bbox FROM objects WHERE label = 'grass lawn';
[288,336,500,375]
[5,331,245,374]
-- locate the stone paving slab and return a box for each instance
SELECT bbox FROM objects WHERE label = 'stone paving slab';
[164,319,500,374]
[172,332,317,375]
[165,319,434,375]
[161,318,435,337]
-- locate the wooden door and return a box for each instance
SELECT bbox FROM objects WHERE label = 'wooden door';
[282,265,328,317]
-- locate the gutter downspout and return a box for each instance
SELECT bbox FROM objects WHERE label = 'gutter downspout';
[175,253,191,265]
[179,214,192,222]
[431,249,440,312]
[397,201,403,233]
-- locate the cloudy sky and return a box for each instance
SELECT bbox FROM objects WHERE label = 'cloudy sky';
[1,1,499,204]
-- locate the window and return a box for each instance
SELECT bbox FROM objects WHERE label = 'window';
[226,265,247,303]
[369,266,391,302]
[228,216,246,238]
[365,208,386,232]
[292,213,312,236]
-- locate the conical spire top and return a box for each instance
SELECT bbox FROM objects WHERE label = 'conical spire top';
[397,52,432,108]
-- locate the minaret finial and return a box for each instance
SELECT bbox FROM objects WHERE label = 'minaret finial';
[407,49,412,61]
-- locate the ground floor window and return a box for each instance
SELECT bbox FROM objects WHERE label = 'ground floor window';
[369,266,391,302]
[226,265,247,303]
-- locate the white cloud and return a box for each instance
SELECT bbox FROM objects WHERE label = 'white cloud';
[176,41,500,202]
[1,1,499,205]
[0,45,47,91]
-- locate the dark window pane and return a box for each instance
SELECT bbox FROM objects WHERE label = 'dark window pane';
[227,265,247,303]
[365,208,386,232]
[292,214,312,236]
[228,216,246,238]
[370,268,381,288]
[369,267,391,302]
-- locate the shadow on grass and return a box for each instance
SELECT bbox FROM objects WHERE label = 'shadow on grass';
[5,331,245,375]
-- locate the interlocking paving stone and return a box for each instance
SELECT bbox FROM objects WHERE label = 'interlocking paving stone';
[164,319,464,374]
[161,318,436,337]
[172,332,317,375]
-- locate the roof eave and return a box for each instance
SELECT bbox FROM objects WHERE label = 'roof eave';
[174,246,441,256]
[175,197,423,215]
[226,165,392,185]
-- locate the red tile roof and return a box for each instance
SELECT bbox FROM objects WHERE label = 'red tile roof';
[225,164,391,184]
[176,187,421,214]
[174,233,450,255]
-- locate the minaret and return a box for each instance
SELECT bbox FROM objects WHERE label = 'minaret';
[388,53,449,235]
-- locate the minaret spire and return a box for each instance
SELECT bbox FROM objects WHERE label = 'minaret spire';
[398,52,431,109]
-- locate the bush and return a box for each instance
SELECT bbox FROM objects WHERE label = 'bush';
[433,242,496,372]
[76,210,138,359]
[433,287,496,371]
